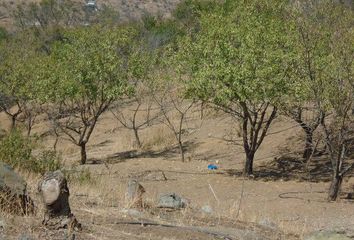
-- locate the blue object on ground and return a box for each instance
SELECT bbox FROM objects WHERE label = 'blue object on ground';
[208,164,218,170]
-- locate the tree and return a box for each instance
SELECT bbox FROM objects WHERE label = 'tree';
[289,0,354,200]
[111,83,161,149]
[151,74,194,162]
[319,5,354,201]
[0,32,40,131]
[283,105,324,161]
[176,0,293,175]
[36,25,140,164]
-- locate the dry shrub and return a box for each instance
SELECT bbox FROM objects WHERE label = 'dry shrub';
[142,125,175,151]
[0,187,34,215]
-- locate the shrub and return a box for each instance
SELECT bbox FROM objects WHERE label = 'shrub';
[0,130,61,174]
[64,168,95,185]
[35,150,62,174]
[0,27,7,41]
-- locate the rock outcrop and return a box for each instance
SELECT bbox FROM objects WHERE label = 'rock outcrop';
[0,162,33,215]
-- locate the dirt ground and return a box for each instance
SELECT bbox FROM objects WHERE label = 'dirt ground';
[0,101,354,239]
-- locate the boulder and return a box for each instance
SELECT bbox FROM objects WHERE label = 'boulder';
[18,234,33,240]
[0,162,33,215]
[157,193,188,209]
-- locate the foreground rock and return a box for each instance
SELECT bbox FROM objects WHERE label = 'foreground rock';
[38,170,81,231]
[125,179,145,208]
[157,193,188,209]
[0,162,33,215]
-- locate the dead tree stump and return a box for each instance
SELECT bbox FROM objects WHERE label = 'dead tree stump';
[38,170,81,231]
[125,179,145,208]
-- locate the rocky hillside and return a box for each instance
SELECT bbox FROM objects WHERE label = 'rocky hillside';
[0,0,182,29]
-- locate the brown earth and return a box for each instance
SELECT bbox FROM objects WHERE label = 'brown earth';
[0,101,353,239]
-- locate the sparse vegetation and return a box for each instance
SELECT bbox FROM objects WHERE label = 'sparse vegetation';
[0,0,353,239]
[0,130,61,174]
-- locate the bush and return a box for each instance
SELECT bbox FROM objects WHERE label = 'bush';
[0,27,7,41]
[0,130,62,174]
[35,150,62,174]
[64,168,95,185]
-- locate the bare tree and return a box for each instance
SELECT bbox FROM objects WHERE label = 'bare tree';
[152,85,194,162]
[111,96,160,149]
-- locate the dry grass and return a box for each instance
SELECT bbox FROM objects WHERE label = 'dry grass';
[0,98,352,239]
[141,125,176,151]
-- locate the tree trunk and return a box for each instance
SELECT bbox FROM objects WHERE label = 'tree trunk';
[80,142,87,165]
[38,170,81,231]
[244,151,255,176]
[303,129,314,161]
[11,115,16,131]
[179,140,185,162]
[328,173,343,201]
[133,128,142,148]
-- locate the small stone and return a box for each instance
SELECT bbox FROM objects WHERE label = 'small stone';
[201,205,213,214]
[121,208,144,218]
[18,234,33,240]
[258,218,277,230]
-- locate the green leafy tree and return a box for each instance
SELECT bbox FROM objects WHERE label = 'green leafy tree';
[36,25,141,164]
[288,1,354,200]
[0,32,40,131]
[176,1,294,175]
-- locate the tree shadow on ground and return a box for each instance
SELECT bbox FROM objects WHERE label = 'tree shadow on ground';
[222,153,354,182]
[87,141,200,165]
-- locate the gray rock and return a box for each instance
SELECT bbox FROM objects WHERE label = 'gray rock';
[157,193,187,209]
[201,205,213,214]
[18,234,33,240]
[304,231,351,240]
[258,218,277,230]
[125,179,145,208]
[0,162,33,215]
[121,208,144,217]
